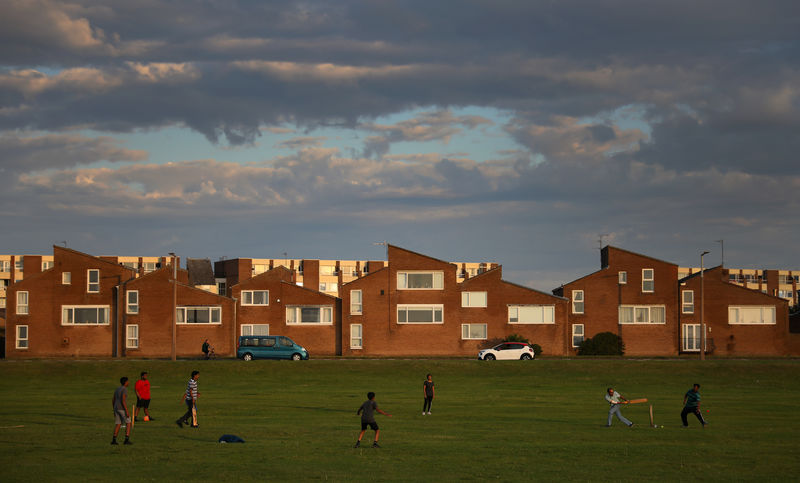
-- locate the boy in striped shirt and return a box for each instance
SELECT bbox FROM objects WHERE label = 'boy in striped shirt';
[176,370,200,428]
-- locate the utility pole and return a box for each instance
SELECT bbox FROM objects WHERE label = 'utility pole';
[170,252,177,361]
[700,250,710,361]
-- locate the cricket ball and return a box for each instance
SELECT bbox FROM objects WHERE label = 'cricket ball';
[144,416,150,421]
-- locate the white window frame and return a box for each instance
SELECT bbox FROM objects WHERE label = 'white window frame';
[461,323,488,340]
[572,290,584,314]
[122,261,139,271]
[682,290,694,314]
[397,304,444,324]
[126,324,139,349]
[462,291,488,308]
[126,290,139,314]
[62,305,110,325]
[16,291,29,315]
[286,306,334,325]
[42,261,54,271]
[350,290,363,315]
[508,305,555,324]
[618,271,627,284]
[62,272,71,285]
[397,271,444,290]
[241,290,269,306]
[618,305,667,324]
[681,324,702,352]
[143,262,157,273]
[87,269,100,293]
[642,269,654,293]
[728,306,776,325]
[572,324,585,348]
[16,325,28,349]
[241,324,270,336]
[176,306,222,325]
[0,260,9,272]
[319,282,337,293]
[350,324,363,349]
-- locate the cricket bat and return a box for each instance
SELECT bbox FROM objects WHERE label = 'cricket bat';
[191,403,197,426]
[626,398,648,404]
[649,404,654,427]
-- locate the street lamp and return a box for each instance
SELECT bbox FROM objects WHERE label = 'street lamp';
[700,250,710,361]
[170,252,177,361]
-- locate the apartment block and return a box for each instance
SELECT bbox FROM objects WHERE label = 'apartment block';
[679,266,799,306]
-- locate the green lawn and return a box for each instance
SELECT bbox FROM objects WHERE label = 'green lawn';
[1,358,798,482]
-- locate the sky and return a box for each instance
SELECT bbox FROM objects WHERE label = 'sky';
[1,0,798,291]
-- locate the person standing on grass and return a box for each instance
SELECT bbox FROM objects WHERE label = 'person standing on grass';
[605,387,634,427]
[112,377,132,445]
[422,373,435,415]
[681,383,708,427]
[134,371,153,422]
[354,392,391,448]
[176,370,199,428]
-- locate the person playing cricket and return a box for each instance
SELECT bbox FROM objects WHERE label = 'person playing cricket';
[176,370,199,428]
[605,387,634,427]
[134,371,153,422]
[354,392,391,448]
[681,383,708,427]
[112,376,133,445]
[422,373,435,415]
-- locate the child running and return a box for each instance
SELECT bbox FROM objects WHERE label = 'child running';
[354,392,391,448]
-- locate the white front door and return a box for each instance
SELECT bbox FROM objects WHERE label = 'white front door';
[682,324,702,352]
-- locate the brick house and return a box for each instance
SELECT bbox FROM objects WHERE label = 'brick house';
[230,266,341,356]
[678,267,791,356]
[340,245,568,357]
[554,246,680,356]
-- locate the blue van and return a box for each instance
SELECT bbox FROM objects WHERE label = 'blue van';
[237,335,309,361]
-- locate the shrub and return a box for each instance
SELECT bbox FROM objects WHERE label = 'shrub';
[505,333,529,343]
[530,344,542,357]
[578,332,625,355]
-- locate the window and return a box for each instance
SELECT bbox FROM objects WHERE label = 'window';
[126,291,139,314]
[143,262,157,273]
[618,272,627,284]
[126,325,139,349]
[319,282,338,292]
[728,306,776,325]
[0,260,9,272]
[462,292,487,308]
[682,324,701,352]
[351,324,363,349]
[572,324,584,348]
[241,324,270,336]
[122,262,138,270]
[15,259,24,271]
[461,323,487,340]
[217,281,226,296]
[42,261,54,270]
[176,306,222,324]
[62,272,71,285]
[397,271,444,290]
[286,306,333,324]
[682,290,694,314]
[16,325,28,349]
[397,305,443,324]
[642,269,654,292]
[619,305,666,324]
[320,265,336,276]
[16,291,29,315]
[508,305,555,324]
[572,290,584,314]
[87,269,100,293]
[241,290,269,306]
[252,264,269,275]
[351,290,363,314]
[62,306,110,325]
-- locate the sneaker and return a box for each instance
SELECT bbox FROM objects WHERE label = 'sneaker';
[111,439,118,445]
[372,442,381,448]
[190,425,199,428]
[427,411,431,415]
[422,412,426,415]
[124,439,132,445]
[176,419,183,428]
[629,423,635,428]
[353,441,360,448]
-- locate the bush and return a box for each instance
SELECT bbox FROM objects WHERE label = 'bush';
[505,333,529,343]
[530,344,542,357]
[578,332,625,355]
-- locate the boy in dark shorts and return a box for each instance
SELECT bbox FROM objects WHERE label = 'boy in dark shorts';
[354,392,391,448]
[112,376,132,445]
[134,371,153,421]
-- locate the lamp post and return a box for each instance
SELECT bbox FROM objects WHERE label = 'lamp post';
[700,250,710,361]
[170,252,177,361]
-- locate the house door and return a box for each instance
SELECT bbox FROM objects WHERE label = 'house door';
[682,324,702,352]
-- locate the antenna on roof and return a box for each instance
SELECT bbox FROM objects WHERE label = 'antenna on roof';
[61,241,67,247]
[598,234,609,250]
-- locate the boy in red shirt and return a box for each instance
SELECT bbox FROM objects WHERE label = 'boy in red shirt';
[134,371,153,421]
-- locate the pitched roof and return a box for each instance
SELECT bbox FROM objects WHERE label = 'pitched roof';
[186,258,215,286]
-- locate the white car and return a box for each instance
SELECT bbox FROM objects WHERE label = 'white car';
[478,342,535,360]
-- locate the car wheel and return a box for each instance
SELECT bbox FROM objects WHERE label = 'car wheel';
[291,353,302,361]
[484,354,495,360]
[521,354,532,360]
[243,353,253,361]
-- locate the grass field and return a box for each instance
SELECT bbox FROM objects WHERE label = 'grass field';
[1,358,798,482]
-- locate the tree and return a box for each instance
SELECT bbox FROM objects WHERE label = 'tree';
[578,332,625,355]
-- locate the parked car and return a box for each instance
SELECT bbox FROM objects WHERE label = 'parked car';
[237,335,309,361]
[478,342,535,360]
